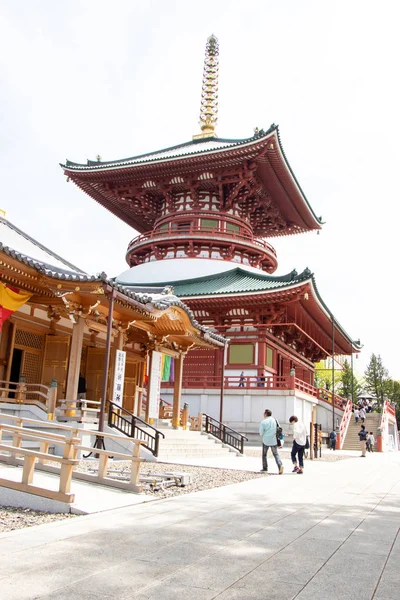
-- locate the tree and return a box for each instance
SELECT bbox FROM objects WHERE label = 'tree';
[364,354,391,407]
[338,359,361,401]
[314,360,341,391]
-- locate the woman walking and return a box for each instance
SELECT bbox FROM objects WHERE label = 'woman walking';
[289,415,308,474]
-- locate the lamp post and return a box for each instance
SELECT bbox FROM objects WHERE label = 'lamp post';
[219,343,228,423]
[350,339,360,405]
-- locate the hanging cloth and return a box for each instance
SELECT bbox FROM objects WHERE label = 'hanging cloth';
[0,282,32,331]
[162,355,172,381]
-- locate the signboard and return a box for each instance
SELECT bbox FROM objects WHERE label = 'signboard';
[148,350,162,419]
[112,349,126,407]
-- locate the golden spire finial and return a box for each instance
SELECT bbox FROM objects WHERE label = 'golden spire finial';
[193,34,219,140]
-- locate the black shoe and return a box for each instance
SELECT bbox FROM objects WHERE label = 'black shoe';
[260,469,268,472]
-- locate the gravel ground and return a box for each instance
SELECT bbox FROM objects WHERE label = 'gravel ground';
[0,507,75,533]
[76,460,264,499]
[0,446,351,531]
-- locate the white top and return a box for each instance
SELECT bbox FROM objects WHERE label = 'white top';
[116,258,265,285]
[293,421,308,446]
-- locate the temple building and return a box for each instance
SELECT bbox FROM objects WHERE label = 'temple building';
[0,212,224,424]
[61,35,361,432]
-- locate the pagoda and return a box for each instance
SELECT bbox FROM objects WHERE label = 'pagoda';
[62,35,360,432]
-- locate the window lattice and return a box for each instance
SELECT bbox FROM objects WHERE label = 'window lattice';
[15,329,44,350]
[22,352,42,385]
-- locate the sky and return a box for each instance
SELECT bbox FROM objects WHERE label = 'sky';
[0,0,399,378]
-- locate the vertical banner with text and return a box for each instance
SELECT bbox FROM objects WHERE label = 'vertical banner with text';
[112,349,126,407]
[148,350,162,419]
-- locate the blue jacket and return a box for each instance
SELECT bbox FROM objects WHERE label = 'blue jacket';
[259,416,278,446]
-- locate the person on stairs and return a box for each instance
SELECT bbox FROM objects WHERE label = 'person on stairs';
[259,409,284,474]
[289,415,308,474]
[358,425,368,457]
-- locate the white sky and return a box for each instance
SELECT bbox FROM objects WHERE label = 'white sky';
[0,0,399,378]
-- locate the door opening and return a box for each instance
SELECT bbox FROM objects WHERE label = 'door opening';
[9,348,23,397]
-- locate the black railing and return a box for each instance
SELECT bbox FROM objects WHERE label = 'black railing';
[108,401,165,457]
[203,414,248,454]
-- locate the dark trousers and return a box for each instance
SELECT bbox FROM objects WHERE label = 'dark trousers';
[262,444,282,471]
[291,441,305,468]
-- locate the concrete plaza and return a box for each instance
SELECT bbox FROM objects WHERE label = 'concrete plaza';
[0,452,399,600]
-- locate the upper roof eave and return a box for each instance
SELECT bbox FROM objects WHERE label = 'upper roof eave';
[61,125,277,172]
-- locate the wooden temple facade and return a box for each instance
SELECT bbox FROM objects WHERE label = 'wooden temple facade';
[0,214,225,423]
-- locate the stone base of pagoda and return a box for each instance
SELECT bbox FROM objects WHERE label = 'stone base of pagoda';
[160,388,344,435]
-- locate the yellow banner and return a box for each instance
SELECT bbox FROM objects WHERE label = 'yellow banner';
[0,282,32,311]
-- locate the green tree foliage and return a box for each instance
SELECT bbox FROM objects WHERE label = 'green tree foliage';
[364,354,391,407]
[338,359,361,400]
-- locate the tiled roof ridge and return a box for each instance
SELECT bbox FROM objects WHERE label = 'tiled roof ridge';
[117,266,313,289]
[0,241,98,282]
[62,124,277,170]
[105,278,226,345]
[0,244,225,345]
[0,216,85,274]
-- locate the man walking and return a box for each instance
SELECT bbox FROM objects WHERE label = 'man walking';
[289,415,308,474]
[354,407,360,424]
[358,424,368,457]
[359,407,366,424]
[259,409,284,474]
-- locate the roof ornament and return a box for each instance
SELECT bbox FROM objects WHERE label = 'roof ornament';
[193,34,219,141]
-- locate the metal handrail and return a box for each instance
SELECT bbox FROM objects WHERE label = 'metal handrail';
[203,413,248,454]
[108,401,165,457]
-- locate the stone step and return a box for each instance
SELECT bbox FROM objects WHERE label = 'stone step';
[157,447,234,456]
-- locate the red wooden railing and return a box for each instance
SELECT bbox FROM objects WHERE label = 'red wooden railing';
[294,378,346,410]
[161,374,292,390]
[160,374,345,409]
[377,399,397,452]
[336,399,353,449]
[127,227,277,257]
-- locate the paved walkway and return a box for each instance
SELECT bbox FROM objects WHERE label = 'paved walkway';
[0,452,399,599]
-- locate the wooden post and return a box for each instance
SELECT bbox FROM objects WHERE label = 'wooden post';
[65,316,85,413]
[173,353,184,429]
[129,441,142,492]
[16,379,26,403]
[47,380,57,420]
[59,462,73,495]
[22,456,35,485]
[38,441,50,464]
[98,453,109,479]
[182,403,189,430]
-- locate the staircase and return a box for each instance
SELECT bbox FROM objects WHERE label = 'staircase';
[342,413,380,450]
[155,422,241,461]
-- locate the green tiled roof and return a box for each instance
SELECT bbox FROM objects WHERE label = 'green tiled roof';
[125,267,313,297]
